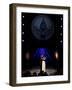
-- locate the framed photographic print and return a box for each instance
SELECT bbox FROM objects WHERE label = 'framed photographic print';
[9,3,70,86]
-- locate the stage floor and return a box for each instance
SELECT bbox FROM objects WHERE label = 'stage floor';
[22,68,57,76]
[30,68,57,75]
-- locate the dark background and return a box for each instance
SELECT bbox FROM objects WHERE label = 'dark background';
[21,12,63,76]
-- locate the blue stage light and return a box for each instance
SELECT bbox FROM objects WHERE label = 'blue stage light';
[34,48,51,62]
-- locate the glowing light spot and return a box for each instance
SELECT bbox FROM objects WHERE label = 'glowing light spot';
[55,52,59,59]
[60,33,62,36]
[22,32,24,34]
[22,16,24,18]
[60,40,62,43]
[22,40,24,42]
[61,25,62,28]
[61,18,62,20]
[25,52,30,60]
[22,24,24,26]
